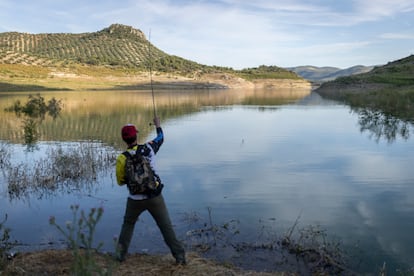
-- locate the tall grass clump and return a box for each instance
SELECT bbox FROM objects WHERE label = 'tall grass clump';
[49,205,116,275]
[6,142,117,201]
[0,214,17,271]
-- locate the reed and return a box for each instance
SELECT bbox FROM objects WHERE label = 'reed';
[6,142,117,201]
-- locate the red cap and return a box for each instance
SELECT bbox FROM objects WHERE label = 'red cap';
[121,124,138,141]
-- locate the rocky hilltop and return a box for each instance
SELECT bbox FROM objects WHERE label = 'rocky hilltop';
[0,24,310,91]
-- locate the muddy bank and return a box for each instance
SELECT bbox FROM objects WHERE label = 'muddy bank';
[2,250,281,276]
[0,66,311,91]
[117,73,311,90]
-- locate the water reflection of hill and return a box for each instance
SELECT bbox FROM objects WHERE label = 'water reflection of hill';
[0,89,311,148]
[299,92,414,143]
[352,107,413,143]
[345,93,414,143]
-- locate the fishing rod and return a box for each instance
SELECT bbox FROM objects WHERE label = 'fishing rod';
[147,29,157,120]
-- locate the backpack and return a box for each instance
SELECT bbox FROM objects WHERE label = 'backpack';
[122,149,158,195]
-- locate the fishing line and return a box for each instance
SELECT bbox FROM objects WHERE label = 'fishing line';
[147,29,157,119]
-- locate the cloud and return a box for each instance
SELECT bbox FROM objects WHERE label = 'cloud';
[379,32,414,40]
[222,0,322,12]
[354,0,414,18]
[255,0,414,27]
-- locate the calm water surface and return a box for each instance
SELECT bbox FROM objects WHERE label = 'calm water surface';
[0,90,413,273]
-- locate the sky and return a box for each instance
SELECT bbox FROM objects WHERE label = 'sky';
[0,0,413,69]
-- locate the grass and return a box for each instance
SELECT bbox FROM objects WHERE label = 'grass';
[0,64,150,91]
[0,82,68,92]
[0,66,306,91]
[0,64,50,78]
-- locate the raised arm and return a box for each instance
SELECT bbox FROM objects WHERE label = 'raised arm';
[148,117,164,154]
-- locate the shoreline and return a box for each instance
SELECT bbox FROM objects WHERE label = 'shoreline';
[0,67,311,92]
[3,249,281,275]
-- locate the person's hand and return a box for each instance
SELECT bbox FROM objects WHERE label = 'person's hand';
[153,117,161,128]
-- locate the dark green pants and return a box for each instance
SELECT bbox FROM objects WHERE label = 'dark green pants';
[117,194,185,262]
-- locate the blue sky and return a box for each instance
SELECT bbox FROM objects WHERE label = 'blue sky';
[0,0,413,69]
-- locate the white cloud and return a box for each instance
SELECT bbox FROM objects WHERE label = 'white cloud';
[354,0,414,18]
[379,32,414,40]
[222,0,324,12]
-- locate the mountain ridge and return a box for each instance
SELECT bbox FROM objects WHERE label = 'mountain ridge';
[287,65,375,82]
[315,55,414,94]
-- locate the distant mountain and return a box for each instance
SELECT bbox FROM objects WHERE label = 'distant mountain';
[287,65,374,82]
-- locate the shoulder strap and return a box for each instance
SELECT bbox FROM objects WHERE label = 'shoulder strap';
[122,147,142,158]
[122,151,131,158]
[136,144,152,156]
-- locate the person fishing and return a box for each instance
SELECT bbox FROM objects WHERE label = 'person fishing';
[115,117,186,265]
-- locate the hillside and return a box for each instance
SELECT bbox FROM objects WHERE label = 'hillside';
[315,55,414,95]
[287,65,374,82]
[0,24,309,91]
[315,55,414,121]
[0,24,217,73]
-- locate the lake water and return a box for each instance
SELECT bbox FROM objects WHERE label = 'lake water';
[0,89,413,274]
